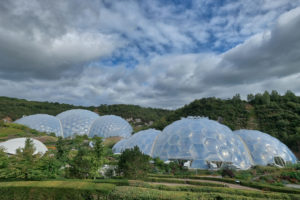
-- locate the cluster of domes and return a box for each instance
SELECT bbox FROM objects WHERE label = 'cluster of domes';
[15,109,132,139]
[113,117,297,169]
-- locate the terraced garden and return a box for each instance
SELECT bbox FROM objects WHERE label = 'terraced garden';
[1,176,300,200]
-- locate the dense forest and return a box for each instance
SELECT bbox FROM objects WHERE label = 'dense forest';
[1,90,300,153]
[0,96,171,125]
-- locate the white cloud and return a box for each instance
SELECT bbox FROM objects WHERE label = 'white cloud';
[0,1,300,109]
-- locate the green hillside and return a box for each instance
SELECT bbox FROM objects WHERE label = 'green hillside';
[0,96,171,125]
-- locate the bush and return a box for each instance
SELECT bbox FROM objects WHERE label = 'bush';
[130,182,299,200]
[221,168,235,178]
[0,181,115,200]
[117,146,151,179]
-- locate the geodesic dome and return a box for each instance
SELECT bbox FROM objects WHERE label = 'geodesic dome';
[88,115,132,138]
[234,130,297,166]
[152,117,252,170]
[15,114,63,137]
[112,129,161,155]
[56,109,99,138]
[0,138,48,155]
[112,138,129,154]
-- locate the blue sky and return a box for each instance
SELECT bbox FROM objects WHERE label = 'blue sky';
[0,0,300,108]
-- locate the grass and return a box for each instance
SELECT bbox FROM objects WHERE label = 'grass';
[148,174,300,194]
[109,186,264,200]
[0,180,115,193]
[102,136,122,148]
[144,177,227,187]
[130,181,300,200]
[0,123,46,141]
[1,178,300,200]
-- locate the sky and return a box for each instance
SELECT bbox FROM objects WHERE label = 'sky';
[0,0,300,109]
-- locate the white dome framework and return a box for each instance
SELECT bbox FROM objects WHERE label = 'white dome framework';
[89,115,132,138]
[234,130,298,167]
[56,109,99,138]
[152,117,253,170]
[15,114,63,137]
[112,129,161,155]
[0,138,48,155]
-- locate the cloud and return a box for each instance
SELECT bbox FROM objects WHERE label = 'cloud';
[0,0,123,80]
[0,1,300,109]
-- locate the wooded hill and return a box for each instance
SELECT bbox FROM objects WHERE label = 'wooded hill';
[0,90,299,153]
[0,96,171,126]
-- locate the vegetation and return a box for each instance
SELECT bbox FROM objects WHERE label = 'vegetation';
[0,122,46,141]
[117,146,151,179]
[0,181,115,200]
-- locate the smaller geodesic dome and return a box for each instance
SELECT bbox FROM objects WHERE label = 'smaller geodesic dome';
[152,117,253,170]
[15,114,63,137]
[88,115,132,138]
[112,138,129,154]
[56,109,99,138]
[234,130,298,166]
[112,129,161,155]
[0,138,48,155]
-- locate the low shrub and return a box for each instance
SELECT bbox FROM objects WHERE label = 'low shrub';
[108,186,255,200]
[144,177,227,187]
[130,182,300,200]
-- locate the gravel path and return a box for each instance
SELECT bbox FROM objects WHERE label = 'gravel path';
[285,184,300,189]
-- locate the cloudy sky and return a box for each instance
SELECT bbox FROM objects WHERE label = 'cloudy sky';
[1,0,300,109]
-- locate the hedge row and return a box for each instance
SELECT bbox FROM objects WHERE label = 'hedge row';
[130,181,300,200]
[93,178,129,186]
[108,186,261,200]
[149,174,300,194]
[144,177,227,187]
[0,181,115,200]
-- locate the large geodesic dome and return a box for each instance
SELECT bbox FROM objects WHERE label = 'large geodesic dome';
[112,129,161,155]
[15,114,63,137]
[0,138,48,155]
[152,117,252,170]
[234,130,297,166]
[88,115,132,138]
[112,138,129,154]
[56,109,99,138]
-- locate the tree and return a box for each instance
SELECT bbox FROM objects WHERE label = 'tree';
[14,138,42,180]
[118,146,150,179]
[247,94,255,102]
[0,147,9,178]
[262,91,271,105]
[38,153,61,179]
[67,146,93,179]
[91,137,104,179]
[232,93,241,104]
[55,137,70,163]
